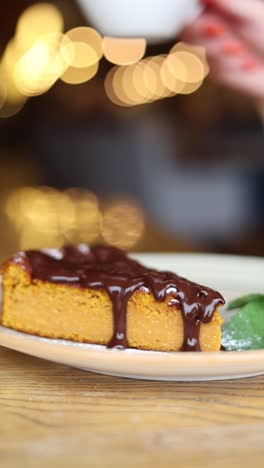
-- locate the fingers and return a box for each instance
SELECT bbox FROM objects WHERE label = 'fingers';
[201,0,264,56]
[210,59,264,100]
[182,11,264,100]
[183,11,255,64]
[202,0,264,23]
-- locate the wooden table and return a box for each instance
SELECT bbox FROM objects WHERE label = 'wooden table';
[1,346,264,468]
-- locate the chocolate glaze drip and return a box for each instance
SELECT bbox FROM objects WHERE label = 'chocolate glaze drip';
[13,245,225,351]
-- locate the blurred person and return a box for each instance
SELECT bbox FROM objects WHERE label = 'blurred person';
[2,0,263,254]
[35,0,264,250]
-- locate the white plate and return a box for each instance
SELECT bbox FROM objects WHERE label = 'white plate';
[0,254,264,381]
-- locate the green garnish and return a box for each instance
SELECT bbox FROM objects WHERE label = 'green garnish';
[227,294,264,311]
[222,294,264,351]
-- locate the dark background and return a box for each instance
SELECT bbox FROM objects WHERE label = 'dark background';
[0,0,263,259]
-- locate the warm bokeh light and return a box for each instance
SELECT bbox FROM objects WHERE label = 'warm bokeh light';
[14,34,72,96]
[0,41,28,104]
[66,189,101,243]
[6,187,49,230]
[132,56,173,102]
[170,42,209,78]
[179,80,204,95]
[0,7,106,115]
[19,226,64,251]
[54,190,76,235]
[101,199,145,250]
[1,8,210,116]
[104,67,129,107]
[122,63,151,105]
[103,37,146,65]
[0,82,6,110]
[16,3,63,52]
[164,53,187,83]
[105,47,207,107]
[2,39,21,74]
[61,61,99,85]
[5,187,102,248]
[131,60,154,102]
[160,56,186,95]
[65,27,103,67]
[105,62,153,107]
[2,11,209,115]
[68,41,97,68]
[5,187,74,234]
[167,51,205,84]
[104,41,210,106]
[111,66,136,106]
[6,187,144,250]
[141,55,172,100]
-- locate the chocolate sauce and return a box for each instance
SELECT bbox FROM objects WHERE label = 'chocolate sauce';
[13,245,225,351]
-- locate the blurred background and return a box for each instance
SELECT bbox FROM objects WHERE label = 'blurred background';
[0,0,263,260]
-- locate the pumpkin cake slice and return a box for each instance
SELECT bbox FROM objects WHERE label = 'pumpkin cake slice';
[1,244,224,352]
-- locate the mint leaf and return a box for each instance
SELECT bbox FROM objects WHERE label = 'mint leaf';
[227,294,264,310]
[223,301,264,351]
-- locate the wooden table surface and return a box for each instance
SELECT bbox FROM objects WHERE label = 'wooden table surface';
[0,346,264,468]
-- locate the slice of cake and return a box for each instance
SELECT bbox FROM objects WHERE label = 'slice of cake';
[1,245,225,352]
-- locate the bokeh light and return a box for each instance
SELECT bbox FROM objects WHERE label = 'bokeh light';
[103,37,146,65]
[0,40,28,105]
[104,67,129,107]
[5,187,145,251]
[108,66,135,106]
[160,55,186,94]
[104,41,210,106]
[101,199,145,250]
[167,51,205,84]
[121,64,150,105]
[65,27,103,67]
[18,226,64,250]
[5,187,102,249]
[0,5,106,115]
[6,187,74,233]
[61,61,99,85]
[0,4,71,112]
[179,80,204,95]
[1,39,21,75]
[141,55,172,100]
[0,81,7,110]
[67,41,96,68]
[105,63,153,107]
[170,42,209,78]
[66,189,101,243]
[14,34,72,96]
[131,60,155,102]
[104,46,208,107]
[61,27,102,85]
[16,3,63,52]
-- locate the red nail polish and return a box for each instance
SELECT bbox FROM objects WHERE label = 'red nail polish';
[201,23,226,38]
[200,0,216,6]
[221,41,246,55]
[241,59,260,71]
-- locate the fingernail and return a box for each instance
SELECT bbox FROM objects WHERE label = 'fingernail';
[241,59,260,71]
[201,23,226,38]
[221,41,246,55]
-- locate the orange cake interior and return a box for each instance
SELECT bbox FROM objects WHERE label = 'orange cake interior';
[1,245,224,352]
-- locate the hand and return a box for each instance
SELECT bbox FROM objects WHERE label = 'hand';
[182,0,264,101]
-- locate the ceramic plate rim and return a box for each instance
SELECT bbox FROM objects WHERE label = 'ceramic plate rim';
[0,253,264,380]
